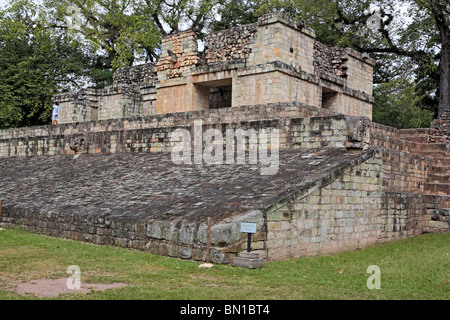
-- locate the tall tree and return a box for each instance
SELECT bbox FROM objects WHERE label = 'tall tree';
[140,0,221,38]
[330,0,449,118]
[0,1,90,129]
[43,0,160,68]
[234,0,448,121]
[210,0,261,31]
[373,79,434,128]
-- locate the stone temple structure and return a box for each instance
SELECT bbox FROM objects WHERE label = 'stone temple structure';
[53,13,374,122]
[0,13,448,264]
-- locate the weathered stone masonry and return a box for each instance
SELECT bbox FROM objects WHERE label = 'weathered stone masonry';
[54,13,375,124]
[0,13,448,264]
[0,101,448,263]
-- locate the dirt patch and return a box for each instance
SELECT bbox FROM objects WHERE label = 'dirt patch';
[189,274,232,289]
[14,278,128,298]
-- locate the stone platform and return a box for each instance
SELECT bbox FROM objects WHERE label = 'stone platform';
[233,252,265,269]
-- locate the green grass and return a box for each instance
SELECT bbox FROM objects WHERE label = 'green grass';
[0,228,448,300]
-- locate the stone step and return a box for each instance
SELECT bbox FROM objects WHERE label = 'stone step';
[423,194,450,209]
[418,143,449,152]
[399,135,429,144]
[428,135,449,144]
[430,158,450,167]
[398,128,431,136]
[418,150,449,158]
[425,183,450,195]
[431,165,450,174]
[425,208,450,223]
[427,173,450,184]
[439,197,450,209]
[233,251,265,269]
[423,208,450,233]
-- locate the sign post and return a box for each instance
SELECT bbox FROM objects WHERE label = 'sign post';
[240,222,257,252]
[233,221,265,269]
[0,200,3,231]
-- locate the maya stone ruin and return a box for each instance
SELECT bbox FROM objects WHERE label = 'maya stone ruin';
[0,13,448,264]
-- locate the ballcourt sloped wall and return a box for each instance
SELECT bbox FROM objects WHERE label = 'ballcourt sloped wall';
[0,101,447,263]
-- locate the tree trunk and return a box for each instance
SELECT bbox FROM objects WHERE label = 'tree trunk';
[438,27,450,118]
[429,0,450,118]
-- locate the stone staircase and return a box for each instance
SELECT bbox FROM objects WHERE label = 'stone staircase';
[397,128,449,232]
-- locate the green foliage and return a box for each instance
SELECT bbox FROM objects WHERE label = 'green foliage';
[0,0,447,129]
[210,0,260,31]
[373,80,434,129]
[0,1,90,129]
[144,0,220,34]
[43,0,161,68]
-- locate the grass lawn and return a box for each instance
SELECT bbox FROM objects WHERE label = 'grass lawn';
[0,228,448,300]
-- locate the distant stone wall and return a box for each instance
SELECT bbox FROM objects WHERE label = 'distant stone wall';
[153,12,374,117]
[0,101,328,139]
[96,87,142,120]
[431,107,450,132]
[313,41,348,78]
[204,22,258,64]
[54,86,143,124]
[52,12,376,124]
[156,31,201,80]
[53,90,98,124]
[113,63,157,86]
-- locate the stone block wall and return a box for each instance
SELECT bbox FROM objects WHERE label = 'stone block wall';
[0,113,355,158]
[54,63,157,124]
[247,14,316,74]
[96,87,142,120]
[313,42,348,78]
[422,195,450,233]
[370,122,449,234]
[380,149,427,193]
[54,90,98,124]
[150,12,373,117]
[54,86,144,124]
[0,205,265,264]
[380,192,424,240]
[266,154,384,260]
[370,123,429,193]
[54,12,374,122]
[344,49,374,95]
[265,152,428,261]
[113,63,156,87]
[339,95,373,120]
[0,102,330,140]
[235,70,321,108]
[139,81,157,116]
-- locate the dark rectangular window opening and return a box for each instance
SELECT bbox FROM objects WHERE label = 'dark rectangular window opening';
[194,78,233,110]
[209,86,232,109]
[322,87,339,111]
